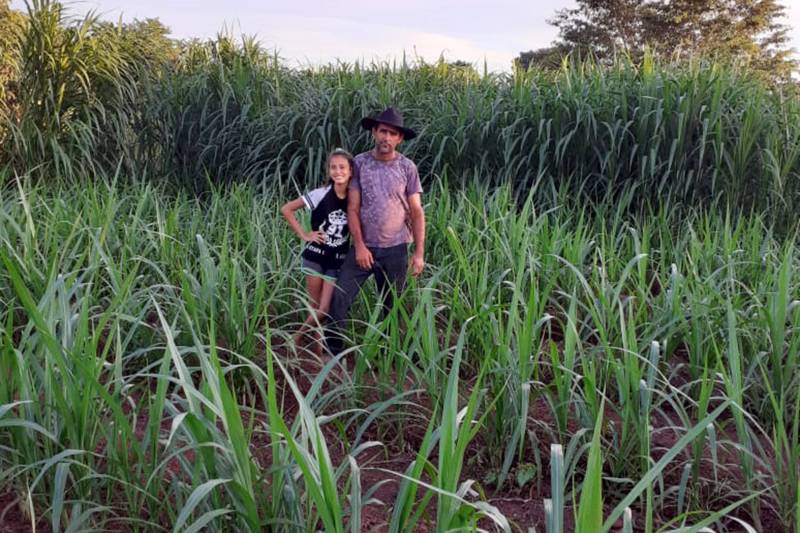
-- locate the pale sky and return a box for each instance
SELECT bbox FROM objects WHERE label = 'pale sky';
[10,0,800,73]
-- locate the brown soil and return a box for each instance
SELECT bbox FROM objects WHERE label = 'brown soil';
[0,491,50,533]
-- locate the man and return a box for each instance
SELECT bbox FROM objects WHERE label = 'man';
[326,107,426,355]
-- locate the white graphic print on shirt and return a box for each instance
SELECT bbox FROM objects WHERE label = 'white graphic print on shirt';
[301,185,350,268]
[320,209,347,247]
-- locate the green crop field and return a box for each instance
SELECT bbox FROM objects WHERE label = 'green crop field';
[1,2,799,532]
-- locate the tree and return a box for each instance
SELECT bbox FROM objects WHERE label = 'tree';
[516,0,796,79]
[0,0,25,114]
[95,17,177,69]
[515,43,584,70]
[551,0,662,59]
[1,1,181,175]
[657,0,794,76]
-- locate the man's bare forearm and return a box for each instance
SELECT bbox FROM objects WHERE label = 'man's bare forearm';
[349,205,366,249]
[410,206,425,258]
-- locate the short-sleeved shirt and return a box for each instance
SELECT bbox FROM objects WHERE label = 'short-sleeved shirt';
[300,185,350,269]
[350,151,422,248]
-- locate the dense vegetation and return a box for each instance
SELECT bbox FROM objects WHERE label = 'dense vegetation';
[1,2,799,532]
[2,2,800,218]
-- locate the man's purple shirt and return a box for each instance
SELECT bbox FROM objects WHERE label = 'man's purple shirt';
[350,151,422,248]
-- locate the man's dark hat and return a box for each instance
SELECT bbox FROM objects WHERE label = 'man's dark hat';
[360,107,417,140]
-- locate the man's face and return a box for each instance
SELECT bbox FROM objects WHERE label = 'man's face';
[372,124,403,155]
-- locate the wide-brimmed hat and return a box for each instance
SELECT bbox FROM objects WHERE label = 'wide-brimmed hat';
[360,107,416,140]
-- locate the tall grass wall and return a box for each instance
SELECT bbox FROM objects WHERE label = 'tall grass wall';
[1,1,799,223]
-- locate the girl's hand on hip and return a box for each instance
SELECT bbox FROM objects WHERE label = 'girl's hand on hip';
[303,230,326,244]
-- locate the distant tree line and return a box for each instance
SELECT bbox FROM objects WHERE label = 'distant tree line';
[516,0,796,81]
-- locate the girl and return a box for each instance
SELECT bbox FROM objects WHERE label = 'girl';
[280,148,353,353]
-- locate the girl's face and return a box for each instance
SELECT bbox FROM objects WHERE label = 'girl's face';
[328,155,352,185]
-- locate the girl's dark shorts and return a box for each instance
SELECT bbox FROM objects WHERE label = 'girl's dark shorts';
[301,257,340,281]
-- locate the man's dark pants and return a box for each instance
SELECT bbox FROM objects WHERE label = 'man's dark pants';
[326,244,408,355]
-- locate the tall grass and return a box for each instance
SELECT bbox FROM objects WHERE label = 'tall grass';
[118,49,800,224]
[2,2,800,223]
[0,176,798,530]
[2,2,800,530]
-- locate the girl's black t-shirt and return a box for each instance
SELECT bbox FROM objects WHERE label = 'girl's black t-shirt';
[301,185,350,269]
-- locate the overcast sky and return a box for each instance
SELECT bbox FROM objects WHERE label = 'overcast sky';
[10,0,800,73]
